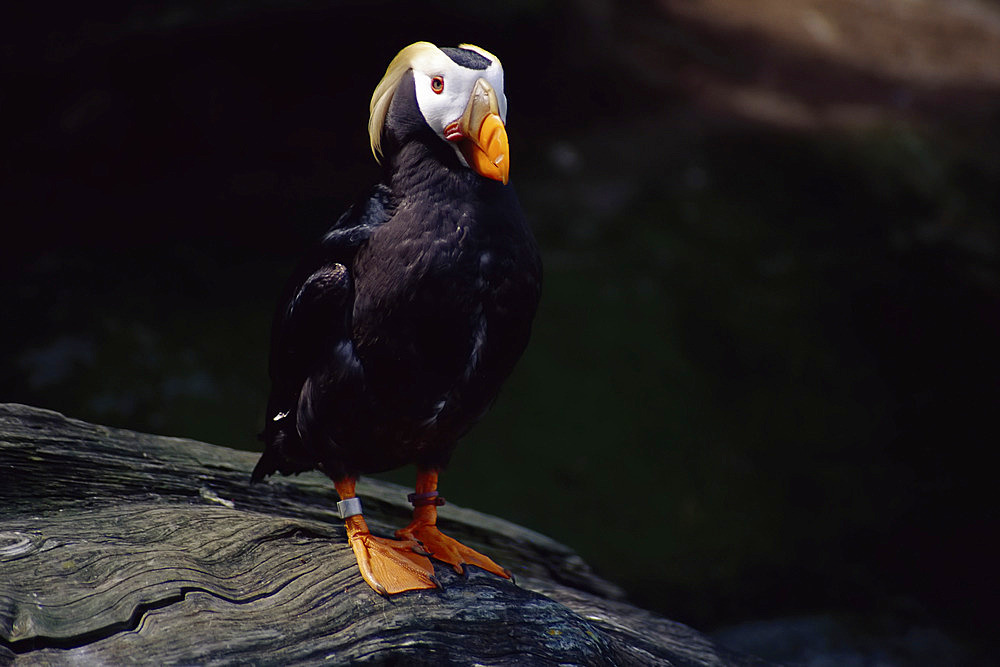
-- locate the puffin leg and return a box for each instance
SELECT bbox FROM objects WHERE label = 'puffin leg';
[395,468,511,579]
[333,477,439,595]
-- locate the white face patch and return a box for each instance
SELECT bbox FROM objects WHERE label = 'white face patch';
[410,46,507,165]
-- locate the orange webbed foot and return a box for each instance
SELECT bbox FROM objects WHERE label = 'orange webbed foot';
[345,515,439,595]
[398,469,511,580]
[335,478,438,595]
[396,521,510,579]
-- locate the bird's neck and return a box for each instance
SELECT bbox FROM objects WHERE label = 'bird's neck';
[384,140,483,203]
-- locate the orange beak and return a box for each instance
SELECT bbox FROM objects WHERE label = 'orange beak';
[445,78,510,185]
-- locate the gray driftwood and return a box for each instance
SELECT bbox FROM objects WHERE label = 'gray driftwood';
[0,403,764,665]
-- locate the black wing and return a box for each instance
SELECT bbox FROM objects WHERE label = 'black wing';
[252,185,391,482]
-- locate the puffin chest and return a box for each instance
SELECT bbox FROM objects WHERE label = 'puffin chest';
[398,229,494,359]
[352,215,504,401]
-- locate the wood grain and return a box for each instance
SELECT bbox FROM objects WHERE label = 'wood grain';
[0,403,765,665]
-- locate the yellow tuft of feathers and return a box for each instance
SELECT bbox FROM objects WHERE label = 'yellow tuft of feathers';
[368,42,440,162]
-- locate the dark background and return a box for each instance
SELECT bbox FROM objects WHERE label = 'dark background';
[3,0,999,662]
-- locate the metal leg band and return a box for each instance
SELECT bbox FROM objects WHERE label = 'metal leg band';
[337,497,363,519]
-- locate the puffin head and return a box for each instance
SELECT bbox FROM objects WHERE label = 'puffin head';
[369,42,510,185]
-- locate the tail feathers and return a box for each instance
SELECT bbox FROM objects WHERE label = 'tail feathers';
[251,416,317,483]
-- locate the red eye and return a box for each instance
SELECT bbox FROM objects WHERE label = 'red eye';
[431,76,444,94]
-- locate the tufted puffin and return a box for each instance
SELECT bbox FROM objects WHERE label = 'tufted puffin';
[252,42,542,595]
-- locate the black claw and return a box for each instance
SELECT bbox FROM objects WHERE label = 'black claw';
[430,575,442,589]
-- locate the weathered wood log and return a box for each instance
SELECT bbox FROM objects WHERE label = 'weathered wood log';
[0,403,765,665]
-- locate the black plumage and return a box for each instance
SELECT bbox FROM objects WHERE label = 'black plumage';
[252,62,541,485]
